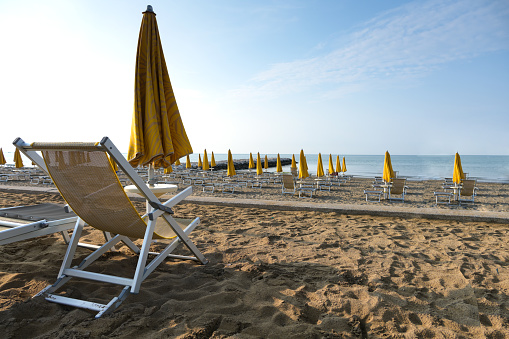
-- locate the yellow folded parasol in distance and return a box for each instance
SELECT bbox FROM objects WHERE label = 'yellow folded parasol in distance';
[299,149,309,179]
[202,150,209,171]
[316,153,325,177]
[14,148,24,168]
[248,153,255,170]
[227,150,236,176]
[383,151,395,183]
[276,153,283,172]
[0,148,6,165]
[328,154,334,174]
[211,152,216,167]
[453,152,465,184]
[256,152,263,176]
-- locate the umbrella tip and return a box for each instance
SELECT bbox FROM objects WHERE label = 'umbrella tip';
[145,5,154,13]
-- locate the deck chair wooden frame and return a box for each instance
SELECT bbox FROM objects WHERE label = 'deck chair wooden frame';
[13,136,208,318]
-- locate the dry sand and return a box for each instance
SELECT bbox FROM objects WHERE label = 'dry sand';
[0,179,508,338]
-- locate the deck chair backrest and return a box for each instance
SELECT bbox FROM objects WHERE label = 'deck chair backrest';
[282,174,295,189]
[460,179,476,197]
[390,178,406,195]
[21,141,173,240]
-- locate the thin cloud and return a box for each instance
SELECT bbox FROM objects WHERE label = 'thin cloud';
[231,0,509,99]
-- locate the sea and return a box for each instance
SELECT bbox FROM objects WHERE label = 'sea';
[4,151,509,183]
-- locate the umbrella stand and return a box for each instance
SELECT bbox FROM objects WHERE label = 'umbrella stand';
[148,164,157,187]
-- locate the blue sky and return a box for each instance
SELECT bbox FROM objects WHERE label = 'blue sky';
[0,0,508,155]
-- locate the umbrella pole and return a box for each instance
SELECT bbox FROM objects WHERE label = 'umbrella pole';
[148,164,155,187]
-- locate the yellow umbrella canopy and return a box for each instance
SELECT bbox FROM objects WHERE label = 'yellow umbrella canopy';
[264,155,269,170]
[328,154,334,174]
[128,6,193,169]
[202,149,209,171]
[299,149,309,179]
[164,165,173,174]
[291,155,297,169]
[211,152,216,167]
[14,148,24,168]
[342,157,347,173]
[0,148,6,165]
[186,154,191,169]
[316,153,325,177]
[198,154,202,168]
[248,153,255,169]
[175,158,181,166]
[453,152,465,184]
[227,149,236,176]
[336,155,342,173]
[276,153,283,172]
[383,151,395,183]
[256,152,263,176]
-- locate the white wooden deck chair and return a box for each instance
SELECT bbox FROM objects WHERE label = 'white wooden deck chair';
[459,179,477,204]
[388,178,407,202]
[13,137,208,318]
[0,203,76,245]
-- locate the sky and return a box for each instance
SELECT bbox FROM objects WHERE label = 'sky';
[0,0,508,156]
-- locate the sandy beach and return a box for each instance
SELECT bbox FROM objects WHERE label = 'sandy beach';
[0,177,508,338]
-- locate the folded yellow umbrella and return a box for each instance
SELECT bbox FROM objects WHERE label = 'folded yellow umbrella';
[316,153,325,177]
[14,148,23,168]
[198,154,202,168]
[128,6,192,169]
[0,148,6,165]
[186,155,191,169]
[276,153,283,172]
[256,152,263,176]
[227,149,236,176]
[175,158,181,166]
[336,155,341,173]
[299,149,309,179]
[328,154,334,174]
[453,152,465,184]
[291,154,297,169]
[264,155,269,170]
[249,153,255,169]
[211,152,216,167]
[383,151,395,183]
[164,165,173,174]
[202,149,209,171]
[342,157,347,173]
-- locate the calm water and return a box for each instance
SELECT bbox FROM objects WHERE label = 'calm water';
[5,151,509,183]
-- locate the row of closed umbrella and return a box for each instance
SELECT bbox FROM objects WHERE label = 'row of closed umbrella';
[0,148,24,168]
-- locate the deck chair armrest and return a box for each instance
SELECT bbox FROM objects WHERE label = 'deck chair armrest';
[148,201,174,219]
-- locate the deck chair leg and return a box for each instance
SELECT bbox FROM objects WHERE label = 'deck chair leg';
[131,219,157,293]
[163,214,208,265]
[57,219,85,278]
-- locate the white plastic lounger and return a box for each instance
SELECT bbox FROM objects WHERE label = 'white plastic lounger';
[0,203,76,245]
[14,136,208,318]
